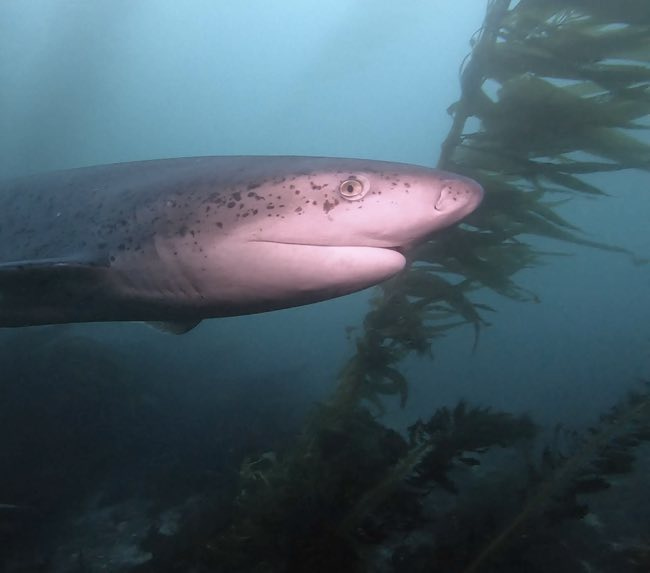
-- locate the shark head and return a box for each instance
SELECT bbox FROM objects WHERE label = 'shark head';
[243,158,483,249]
[153,157,484,316]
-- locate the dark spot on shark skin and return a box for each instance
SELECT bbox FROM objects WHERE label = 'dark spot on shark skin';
[231,191,242,201]
[323,200,336,214]
[295,207,303,213]
[247,182,261,191]
[266,204,275,210]
[227,202,236,208]
[216,222,223,228]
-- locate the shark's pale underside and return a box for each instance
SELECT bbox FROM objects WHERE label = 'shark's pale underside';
[0,156,483,331]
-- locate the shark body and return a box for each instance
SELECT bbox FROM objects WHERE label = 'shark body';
[0,156,482,330]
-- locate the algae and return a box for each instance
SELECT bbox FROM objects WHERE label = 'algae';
[201,2,650,571]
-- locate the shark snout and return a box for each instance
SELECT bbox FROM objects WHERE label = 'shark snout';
[434,177,484,214]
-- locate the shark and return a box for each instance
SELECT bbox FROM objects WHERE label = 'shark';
[0,156,483,332]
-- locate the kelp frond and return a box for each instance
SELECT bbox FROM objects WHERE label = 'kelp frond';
[336,0,650,411]
[462,381,650,573]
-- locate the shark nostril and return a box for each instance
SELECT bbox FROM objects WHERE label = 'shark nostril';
[435,190,449,211]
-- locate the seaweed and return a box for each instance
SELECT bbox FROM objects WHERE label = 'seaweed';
[200,2,650,570]
[336,0,650,413]
[461,381,650,573]
[200,400,538,573]
[7,2,650,571]
[407,401,537,493]
[201,404,408,572]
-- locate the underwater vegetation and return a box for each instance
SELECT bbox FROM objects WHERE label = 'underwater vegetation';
[459,381,650,573]
[344,0,650,412]
[2,1,650,572]
[187,1,650,571]
[195,400,537,572]
[179,385,648,573]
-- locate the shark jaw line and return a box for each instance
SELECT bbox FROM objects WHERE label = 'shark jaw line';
[249,239,408,258]
[249,239,406,251]
[247,239,408,275]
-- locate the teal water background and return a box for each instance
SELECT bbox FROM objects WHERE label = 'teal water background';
[0,0,648,454]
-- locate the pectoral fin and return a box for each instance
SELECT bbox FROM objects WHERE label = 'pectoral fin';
[0,255,110,300]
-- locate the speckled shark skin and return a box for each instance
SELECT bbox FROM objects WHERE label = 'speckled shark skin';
[0,156,483,330]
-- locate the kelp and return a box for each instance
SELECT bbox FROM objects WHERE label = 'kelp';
[204,400,538,572]
[203,404,409,572]
[382,387,650,573]
[336,0,650,411]
[462,381,650,573]
[199,384,650,573]
[192,2,650,570]
[407,401,537,494]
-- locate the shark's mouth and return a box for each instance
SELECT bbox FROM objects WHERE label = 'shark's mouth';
[252,239,406,252]
[249,239,407,274]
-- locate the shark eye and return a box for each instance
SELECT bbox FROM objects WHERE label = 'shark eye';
[338,176,369,201]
